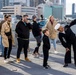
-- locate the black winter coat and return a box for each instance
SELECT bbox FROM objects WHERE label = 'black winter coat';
[32,21,41,37]
[15,21,32,39]
[58,27,76,48]
[43,35,50,50]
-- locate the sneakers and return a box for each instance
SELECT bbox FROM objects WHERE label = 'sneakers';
[16,58,20,63]
[34,54,39,58]
[47,65,51,68]
[43,66,48,69]
[25,58,31,62]
[54,51,58,54]
[16,58,31,63]
[4,60,8,63]
[43,65,51,69]
[33,53,39,58]
[36,54,39,58]
[63,64,68,67]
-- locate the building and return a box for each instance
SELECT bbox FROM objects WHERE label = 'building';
[26,0,30,6]
[7,0,45,7]
[3,0,9,6]
[61,0,66,16]
[48,0,65,5]
[45,0,66,16]
[30,0,34,7]
[72,3,76,15]
[9,0,26,6]
[9,0,31,7]
[9,0,14,6]
[0,0,3,11]
[1,5,37,18]
[0,0,9,11]
[37,3,64,20]
[30,0,44,7]
[72,3,76,18]
[44,0,66,16]
[53,0,61,4]
[52,5,64,20]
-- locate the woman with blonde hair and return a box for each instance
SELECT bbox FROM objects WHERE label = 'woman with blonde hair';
[46,15,58,54]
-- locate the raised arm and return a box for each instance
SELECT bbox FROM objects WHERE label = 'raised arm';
[69,19,76,27]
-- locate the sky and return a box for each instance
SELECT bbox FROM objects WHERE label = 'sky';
[66,0,76,15]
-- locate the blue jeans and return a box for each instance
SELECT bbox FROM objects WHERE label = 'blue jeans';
[50,39,56,50]
[0,36,4,56]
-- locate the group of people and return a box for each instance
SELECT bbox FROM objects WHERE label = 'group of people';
[0,14,76,69]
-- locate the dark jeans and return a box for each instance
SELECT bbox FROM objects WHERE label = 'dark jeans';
[4,39,12,59]
[43,49,49,67]
[17,38,29,59]
[33,35,42,54]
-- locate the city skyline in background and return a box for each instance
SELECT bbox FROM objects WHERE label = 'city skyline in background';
[0,0,76,15]
[9,0,76,15]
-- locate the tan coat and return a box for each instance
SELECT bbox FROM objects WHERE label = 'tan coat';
[1,21,14,47]
[46,20,58,39]
[0,20,6,35]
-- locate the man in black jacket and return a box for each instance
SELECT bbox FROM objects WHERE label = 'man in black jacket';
[32,15,42,57]
[54,24,76,67]
[15,15,32,63]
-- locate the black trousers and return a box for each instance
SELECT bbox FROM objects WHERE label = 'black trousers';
[4,39,12,59]
[17,38,29,59]
[72,40,76,65]
[65,50,71,64]
[65,44,71,64]
[64,43,71,64]
[43,49,49,67]
[65,39,76,65]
